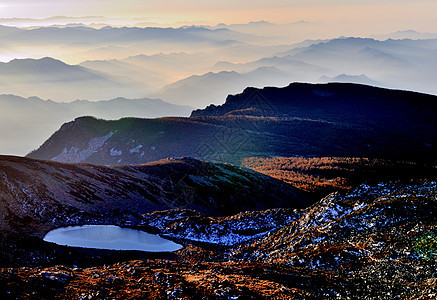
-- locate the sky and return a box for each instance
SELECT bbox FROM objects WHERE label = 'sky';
[0,0,436,32]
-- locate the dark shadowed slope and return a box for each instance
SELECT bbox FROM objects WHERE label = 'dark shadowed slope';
[191,82,437,121]
[28,83,437,165]
[0,155,306,235]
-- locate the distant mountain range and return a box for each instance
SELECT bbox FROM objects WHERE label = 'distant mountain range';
[154,37,437,106]
[0,25,252,46]
[1,34,437,107]
[319,74,382,86]
[28,83,437,165]
[0,94,192,155]
[1,35,437,107]
[154,67,293,107]
[79,52,215,90]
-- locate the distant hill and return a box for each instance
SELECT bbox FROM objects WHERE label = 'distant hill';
[0,94,192,156]
[155,67,292,107]
[0,25,23,37]
[372,30,437,40]
[318,74,382,86]
[80,52,214,89]
[28,83,437,165]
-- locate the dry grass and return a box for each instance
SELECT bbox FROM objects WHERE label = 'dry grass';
[242,157,437,197]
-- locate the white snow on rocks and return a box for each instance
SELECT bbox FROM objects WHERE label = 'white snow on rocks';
[130,145,143,154]
[52,132,114,163]
[110,148,123,156]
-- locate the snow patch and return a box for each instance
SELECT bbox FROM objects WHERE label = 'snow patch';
[130,145,143,154]
[110,148,123,156]
[52,132,114,163]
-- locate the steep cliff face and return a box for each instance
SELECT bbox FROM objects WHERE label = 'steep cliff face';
[28,83,437,166]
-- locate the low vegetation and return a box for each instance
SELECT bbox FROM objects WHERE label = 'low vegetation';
[242,156,437,198]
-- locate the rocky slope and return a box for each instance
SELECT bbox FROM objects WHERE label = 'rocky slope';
[28,83,437,166]
[1,179,435,298]
[141,208,302,246]
[230,180,437,298]
[0,156,435,298]
[135,179,437,298]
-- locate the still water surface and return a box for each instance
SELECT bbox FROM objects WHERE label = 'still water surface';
[43,225,182,252]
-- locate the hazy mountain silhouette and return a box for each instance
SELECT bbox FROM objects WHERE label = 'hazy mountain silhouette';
[3,26,437,107]
[0,57,151,101]
[1,25,254,46]
[372,30,437,40]
[319,74,382,86]
[279,37,437,94]
[155,67,292,107]
[0,25,23,37]
[153,37,437,107]
[211,21,332,44]
[80,52,214,89]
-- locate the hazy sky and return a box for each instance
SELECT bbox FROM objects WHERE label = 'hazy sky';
[0,0,436,31]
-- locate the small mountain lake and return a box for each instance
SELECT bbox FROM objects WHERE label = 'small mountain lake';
[43,225,183,252]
